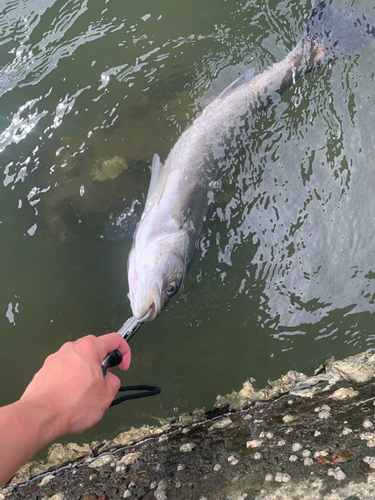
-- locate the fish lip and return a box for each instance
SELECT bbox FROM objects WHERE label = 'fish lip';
[136,281,162,322]
[139,302,156,322]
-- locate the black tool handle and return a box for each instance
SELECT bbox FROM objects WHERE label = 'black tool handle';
[102,349,122,376]
[102,317,142,375]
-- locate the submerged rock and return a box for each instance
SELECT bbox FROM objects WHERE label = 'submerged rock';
[4,351,375,499]
[91,156,128,181]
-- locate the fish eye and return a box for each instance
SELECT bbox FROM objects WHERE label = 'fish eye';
[166,281,177,296]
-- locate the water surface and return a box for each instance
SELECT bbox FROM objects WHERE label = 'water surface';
[1,0,375,449]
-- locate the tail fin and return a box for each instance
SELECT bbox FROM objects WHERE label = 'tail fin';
[304,0,375,65]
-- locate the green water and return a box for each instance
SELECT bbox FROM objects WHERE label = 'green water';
[1,0,375,449]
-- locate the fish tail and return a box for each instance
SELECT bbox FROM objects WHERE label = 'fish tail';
[303,0,375,67]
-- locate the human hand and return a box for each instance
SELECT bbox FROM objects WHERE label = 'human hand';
[20,333,131,437]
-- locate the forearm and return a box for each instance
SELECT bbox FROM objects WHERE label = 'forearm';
[0,333,131,487]
[0,398,64,486]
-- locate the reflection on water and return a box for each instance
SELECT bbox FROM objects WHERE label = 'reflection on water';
[0,0,375,448]
[223,64,375,329]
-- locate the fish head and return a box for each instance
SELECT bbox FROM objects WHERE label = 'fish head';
[127,230,188,322]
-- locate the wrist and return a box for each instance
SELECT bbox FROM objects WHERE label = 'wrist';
[16,394,71,444]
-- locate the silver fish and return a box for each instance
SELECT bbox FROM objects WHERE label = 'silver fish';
[127,0,374,322]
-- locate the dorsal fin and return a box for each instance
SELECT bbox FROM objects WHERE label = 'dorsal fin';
[146,154,162,201]
[217,67,255,100]
[144,154,169,211]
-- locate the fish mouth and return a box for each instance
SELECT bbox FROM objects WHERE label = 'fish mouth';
[139,302,156,322]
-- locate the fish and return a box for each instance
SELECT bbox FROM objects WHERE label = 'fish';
[126,0,375,322]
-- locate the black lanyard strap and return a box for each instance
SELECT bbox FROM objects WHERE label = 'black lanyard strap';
[110,385,161,407]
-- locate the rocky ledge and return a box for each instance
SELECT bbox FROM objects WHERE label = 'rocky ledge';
[3,351,375,499]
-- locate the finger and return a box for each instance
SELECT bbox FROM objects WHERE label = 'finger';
[73,335,94,345]
[60,336,97,357]
[103,371,121,401]
[97,332,131,362]
[119,346,131,371]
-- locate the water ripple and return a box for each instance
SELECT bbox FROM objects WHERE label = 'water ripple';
[0,0,115,97]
